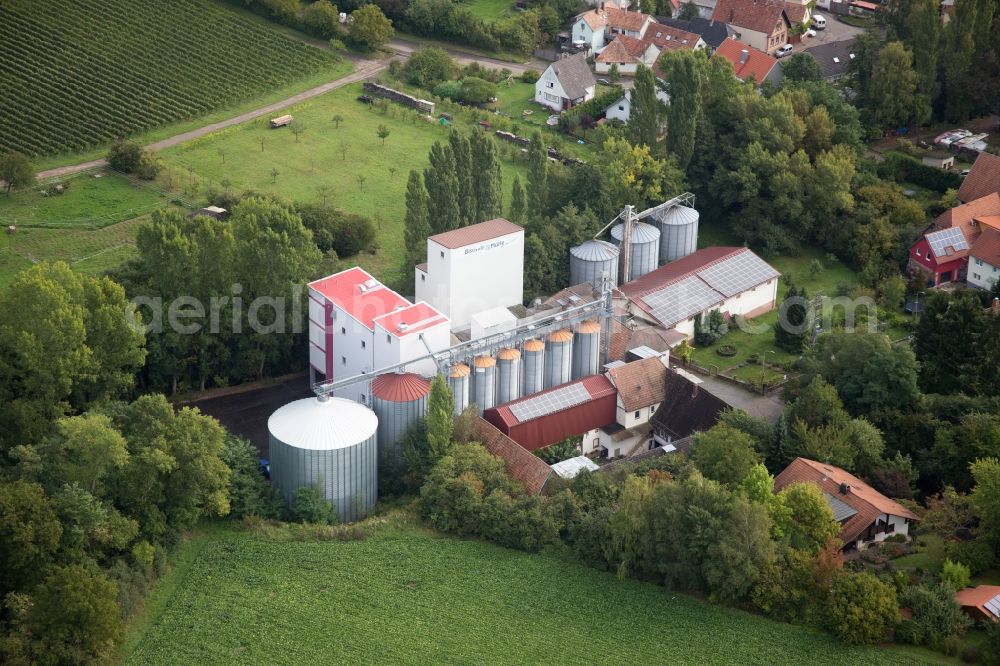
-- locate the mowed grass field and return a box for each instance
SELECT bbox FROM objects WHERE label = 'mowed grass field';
[161,83,533,284]
[461,0,514,21]
[0,0,341,157]
[123,522,943,666]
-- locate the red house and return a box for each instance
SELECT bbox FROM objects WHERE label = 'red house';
[908,192,1000,287]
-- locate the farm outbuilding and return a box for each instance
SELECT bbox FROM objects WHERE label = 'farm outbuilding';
[269,114,293,128]
[268,396,378,523]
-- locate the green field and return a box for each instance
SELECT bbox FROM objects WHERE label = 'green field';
[160,83,535,284]
[0,0,340,157]
[461,0,514,21]
[123,520,942,665]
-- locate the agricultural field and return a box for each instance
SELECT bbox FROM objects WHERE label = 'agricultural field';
[461,0,515,21]
[123,520,943,665]
[0,0,341,157]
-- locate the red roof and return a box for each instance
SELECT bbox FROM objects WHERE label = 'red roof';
[373,301,449,338]
[644,24,702,52]
[934,192,1000,231]
[427,218,522,250]
[370,372,431,402]
[959,153,1000,203]
[605,7,654,32]
[618,246,742,298]
[955,585,1000,621]
[971,227,1000,267]
[712,0,789,33]
[774,458,919,547]
[309,267,410,330]
[596,35,650,63]
[714,38,779,83]
[473,417,552,495]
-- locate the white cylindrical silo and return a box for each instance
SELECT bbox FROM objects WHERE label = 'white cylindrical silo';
[570,240,619,289]
[448,363,471,416]
[522,338,545,397]
[268,396,378,523]
[544,328,574,388]
[496,348,522,405]
[612,221,661,282]
[370,372,430,458]
[472,355,497,413]
[572,319,602,379]
[655,204,699,262]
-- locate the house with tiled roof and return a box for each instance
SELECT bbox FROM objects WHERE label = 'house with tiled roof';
[657,15,730,51]
[644,23,706,53]
[712,0,791,55]
[804,38,856,80]
[908,192,1000,287]
[651,367,729,446]
[472,417,552,495]
[595,35,660,75]
[955,585,1000,623]
[534,53,597,112]
[774,458,920,552]
[571,6,657,53]
[782,0,811,26]
[618,246,780,340]
[958,152,1000,203]
[714,38,782,86]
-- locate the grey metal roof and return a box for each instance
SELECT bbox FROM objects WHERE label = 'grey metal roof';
[804,39,857,79]
[697,248,780,298]
[655,204,699,227]
[549,53,596,100]
[823,492,859,523]
[927,227,969,257]
[627,345,661,359]
[641,274,724,328]
[611,221,661,244]
[571,239,619,261]
[550,455,600,479]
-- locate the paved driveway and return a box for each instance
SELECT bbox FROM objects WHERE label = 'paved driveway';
[687,370,786,424]
[799,13,864,47]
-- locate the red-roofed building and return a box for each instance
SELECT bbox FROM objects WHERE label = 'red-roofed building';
[712,0,791,55]
[714,38,783,86]
[473,417,552,494]
[483,375,618,451]
[309,267,451,401]
[954,585,1000,623]
[909,192,1000,288]
[774,458,920,552]
[959,152,1000,204]
[595,35,659,75]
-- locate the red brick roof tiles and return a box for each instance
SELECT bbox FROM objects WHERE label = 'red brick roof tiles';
[473,417,552,495]
[958,152,1000,203]
[714,38,779,83]
[712,0,790,33]
[606,356,669,412]
[428,218,522,249]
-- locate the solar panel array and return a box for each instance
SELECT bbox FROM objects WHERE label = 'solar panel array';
[698,250,780,298]
[641,275,723,328]
[508,382,591,422]
[986,594,1000,619]
[927,227,969,257]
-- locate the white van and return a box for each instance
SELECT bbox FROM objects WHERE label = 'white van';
[812,14,827,29]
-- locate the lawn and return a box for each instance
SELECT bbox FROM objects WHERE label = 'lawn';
[160,82,535,285]
[461,0,514,21]
[123,519,943,665]
[892,534,947,574]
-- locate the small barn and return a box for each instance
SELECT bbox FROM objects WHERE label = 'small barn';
[921,151,955,170]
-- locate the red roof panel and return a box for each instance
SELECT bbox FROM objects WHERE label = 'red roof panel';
[714,39,779,83]
[309,267,411,330]
[370,372,431,402]
[373,302,449,338]
[427,218,522,250]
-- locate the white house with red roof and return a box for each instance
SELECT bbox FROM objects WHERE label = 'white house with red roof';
[308,267,450,401]
[415,218,524,329]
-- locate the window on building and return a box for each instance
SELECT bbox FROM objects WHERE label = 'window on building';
[341,356,346,365]
[361,340,366,349]
[360,393,366,403]
[974,273,982,280]
[421,274,425,281]
[341,326,346,335]
[386,334,391,343]
[649,406,655,415]
[634,410,640,419]
[440,250,444,258]
[916,248,921,256]
[976,258,984,266]
[618,105,625,111]
[546,81,554,88]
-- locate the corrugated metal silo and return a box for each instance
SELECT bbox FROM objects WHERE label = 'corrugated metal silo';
[572,319,602,379]
[611,221,661,281]
[654,204,699,262]
[569,240,619,289]
[496,348,522,405]
[268,396,378,523]
[544,328,574,388]
[448,363,471,416]
[522,338,545,397]
[370,373,430,458]
[472,355,497,412]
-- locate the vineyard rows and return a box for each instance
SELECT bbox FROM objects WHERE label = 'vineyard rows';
[0,0,337,157]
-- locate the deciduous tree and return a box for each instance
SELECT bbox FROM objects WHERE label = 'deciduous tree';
[349,4,393,51]
[0,151,35,194]
[404,169,431,267]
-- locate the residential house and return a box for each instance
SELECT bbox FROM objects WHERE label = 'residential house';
[618,245,780,340]
[714,38,783,85]
[955,586,1000,623]
[958,151,1000,203]
[603,87,671,123]
[586,355,670,457]
[908,192,1000,287]
[782,0,811,27]
[656,15,730,52]
[571,7,609,52]
[773,457,920,552]
[534,53,597,112]
[803,38,856,81]
[571,6,656,53]
[712,0,791,55]
[644,23,707,54]
[473,417,553,494]
[650,367,729,448]
[606,6,657,41]
[596,35,660,75]
[969,227,1000,290]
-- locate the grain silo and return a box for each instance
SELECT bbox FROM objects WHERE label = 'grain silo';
[654,204,699,262]
[569,240,619,289]
[268,395,378,523]
[544,328,574,388]
[370,373,430,457]
[448,363,471,416]
[522,338,545,397]
[572,319,602,379]
[496,347,522,405]
[611,221,661,281]
[472,355,497,412]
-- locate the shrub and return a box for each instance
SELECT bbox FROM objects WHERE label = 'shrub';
[404,47,456,88]
[520,69,540,83]
[301,0,341,39]
[825,572,900,644]
[107,140,145,173]
[877,152,962,193]
[534,437,579,464]
[898,582,971,649]
[295,202,376,256]
[940,558,971,590]
[292,481,334,524]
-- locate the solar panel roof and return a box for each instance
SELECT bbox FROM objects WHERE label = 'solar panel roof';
[641,275,723,328]
[698,250,780,298]
[824,492,859,523]
[927,227,969,257]
[508,382,591,422]
[986,594,1000,619]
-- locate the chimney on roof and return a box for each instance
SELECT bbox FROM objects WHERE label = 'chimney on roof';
[839,482,850,495]
[740,49,749,64]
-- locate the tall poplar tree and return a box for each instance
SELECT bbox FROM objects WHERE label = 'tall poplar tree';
[404,170,431,267]
[630,65,662,152]
[661,50,703,172]
[526,131,548,223]
[449,132,474,226]
[901,0,941,100]
[424,141,461,232]
[470,131,503,222]
[509,175,526,226]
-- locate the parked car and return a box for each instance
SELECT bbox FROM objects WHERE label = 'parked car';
[776,44,794,57]
[961,169,971,177]
[805,28,817,38]
[596,77,611,85]
[258,458,270,480]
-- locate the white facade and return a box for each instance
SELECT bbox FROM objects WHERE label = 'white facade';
[470,306,518,340]
[855,514,912,551]
[604,89,671,124]
[969,256,1000,290]
[617,401,660,429]
[415,221,525,329]
[571,17,606,52]
[535,66,571,111]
